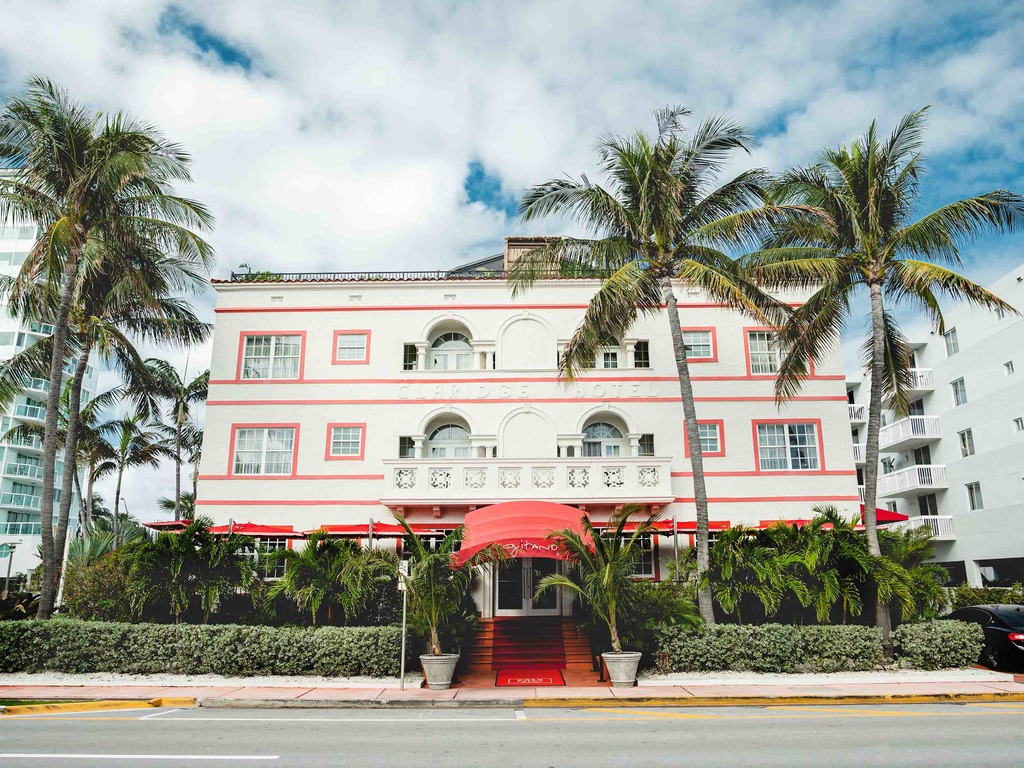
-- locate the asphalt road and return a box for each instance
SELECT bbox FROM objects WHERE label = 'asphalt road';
[3,702,1024,767]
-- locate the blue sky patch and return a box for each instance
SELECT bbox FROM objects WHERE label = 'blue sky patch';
[159,6,254,70]
[463,160,518,217]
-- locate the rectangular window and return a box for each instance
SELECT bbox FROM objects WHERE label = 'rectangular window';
[403,344,418,371]
[918,493,938,516]
[599,350,619,369]
[638,433,655,456]
[260,538,288,579]
[328,425,364,458]
[958,428,975,458]
[334,332,369,363]
[241,335,301,380]
[951,378,968,407]
[747,331,785,374]
[697,422,721,454]
[626,534,656,578]
[944,328,959,356]
[633,341,650,369]
[682,330,714,360]
[232,427,296,475]
[1015,417,1024,433]
[757,422,820,471]
[1005,361,1015,376]
[966,481,984,511]
[399,436,416,458]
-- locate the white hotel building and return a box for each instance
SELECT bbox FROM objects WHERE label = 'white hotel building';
[847,261,1024,589]
[197,239,862,618]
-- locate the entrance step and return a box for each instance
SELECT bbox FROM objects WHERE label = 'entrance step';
[466,617,593,672]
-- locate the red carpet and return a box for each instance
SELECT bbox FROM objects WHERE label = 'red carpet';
[491,617,567,670]
[495,667,566,687]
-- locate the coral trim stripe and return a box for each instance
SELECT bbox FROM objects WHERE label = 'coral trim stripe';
[207,396,848,406]
[214,302,804,314]
[199,474,384,481]
[208,374,848,385]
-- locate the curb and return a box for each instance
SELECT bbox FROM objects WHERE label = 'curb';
[197,691,1024,710]
[0,697,197,717]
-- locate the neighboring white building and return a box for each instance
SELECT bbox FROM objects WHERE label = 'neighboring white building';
[846,261,1024,588]
[197,238,859,617]
[0,218,98,585]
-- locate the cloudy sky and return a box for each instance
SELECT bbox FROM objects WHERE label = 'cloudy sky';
[2,0,1023,519]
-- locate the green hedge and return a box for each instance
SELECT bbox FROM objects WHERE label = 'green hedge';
[949,584,1024,611]
[654,624,884,673]
[893,620,984,670]
[0,620,403,677]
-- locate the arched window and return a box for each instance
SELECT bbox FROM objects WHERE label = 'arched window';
[428,423,471,458]
[583,422,624,457]
[430,332,472,370]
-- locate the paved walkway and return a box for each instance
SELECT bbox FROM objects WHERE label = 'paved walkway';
[2,671,1023,705]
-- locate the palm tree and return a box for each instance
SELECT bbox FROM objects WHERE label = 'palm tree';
[509,107,797,626]
[0,77,214,617]
[749,109,1024,649]
[181,424,204,505]
[107,414,173,545]
[535,506,662,653]
[123,515,256,623]
[158,492,195,520]
[144,361,209,521]
[266,531,395,625]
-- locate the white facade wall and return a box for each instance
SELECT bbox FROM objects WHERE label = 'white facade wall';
[847,261,1024,586]
[199,273,859,588]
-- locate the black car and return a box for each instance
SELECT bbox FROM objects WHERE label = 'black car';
[944,604,1024,671]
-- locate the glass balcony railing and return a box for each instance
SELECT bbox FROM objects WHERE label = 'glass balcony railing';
[14,404,45,420]
[0,521,41,535]
[0,492,42,511]
[26,321,54,336]
[6,432,43,450]
[5,462,44,480]
[19,376,50,394]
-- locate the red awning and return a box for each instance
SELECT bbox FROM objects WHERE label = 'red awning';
[451,500,587,566]
[307,522,429,538]
[862,505,910,523]
[673,520,732,533]
[207,522,301,538]
[143,520,189,531]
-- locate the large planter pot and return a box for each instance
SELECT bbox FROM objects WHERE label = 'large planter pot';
[420,653,460,690]
[602,651,642,688]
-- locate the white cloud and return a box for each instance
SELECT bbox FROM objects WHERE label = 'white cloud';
[2,0,1023,518]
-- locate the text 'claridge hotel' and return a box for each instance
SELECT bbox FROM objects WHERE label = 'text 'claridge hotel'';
[196,238,862,617]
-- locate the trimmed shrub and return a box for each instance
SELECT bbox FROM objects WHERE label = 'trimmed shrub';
[0,620,403,677]
[949,584,1024,611]
[797,625,883,672]
[655,624,885,673]
[893,620,984,670]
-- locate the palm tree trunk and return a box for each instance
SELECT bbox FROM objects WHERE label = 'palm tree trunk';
[661,276,716,626]
[53,339,92,610]
[37,243,83,619]
[864,281,893,655]
[113,466,125,548]
[174,408,184,521]
[85,467,95,529]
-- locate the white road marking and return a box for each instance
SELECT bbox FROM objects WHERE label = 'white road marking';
[515,710,526,720]
[139,709,180,720]
[0,755,278,761]
[157,715,518,723]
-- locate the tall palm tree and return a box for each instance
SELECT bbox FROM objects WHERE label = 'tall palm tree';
[509,107,796,625]
[158,492,195,520]
[181,424,204,505]
[749,109,1024,648]
[0,77,214,617]
[144,361,209,520]
[107,414,173,545]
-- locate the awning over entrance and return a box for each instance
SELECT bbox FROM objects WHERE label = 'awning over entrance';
[451,500,586,566]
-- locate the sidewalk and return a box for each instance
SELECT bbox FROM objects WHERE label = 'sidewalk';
[2,669,1023,708]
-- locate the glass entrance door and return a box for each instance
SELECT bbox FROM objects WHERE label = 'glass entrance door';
[495,558,561,616]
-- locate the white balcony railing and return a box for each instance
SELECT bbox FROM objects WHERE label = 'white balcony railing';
[848,404,866,421]
[879,465,948,497]
[0,521,41,535]
[0,492,42,511]
[380,456,674,505]
[852,444,866,464]
[908,368,934,390]
[14,404,45,421]
[890,515,955,540]
[5,432,43,451]
[4,462,43,481]
[879,416,941,450]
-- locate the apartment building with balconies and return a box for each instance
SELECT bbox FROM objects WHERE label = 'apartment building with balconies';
[0,215,98,586]
[846,261,1024,587]
[197,239,859,617]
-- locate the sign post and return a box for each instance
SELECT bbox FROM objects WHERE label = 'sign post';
[398,559,409,690]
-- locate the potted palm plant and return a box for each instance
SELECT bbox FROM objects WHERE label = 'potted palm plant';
[534,506,661,687]
[395,515,474,690]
